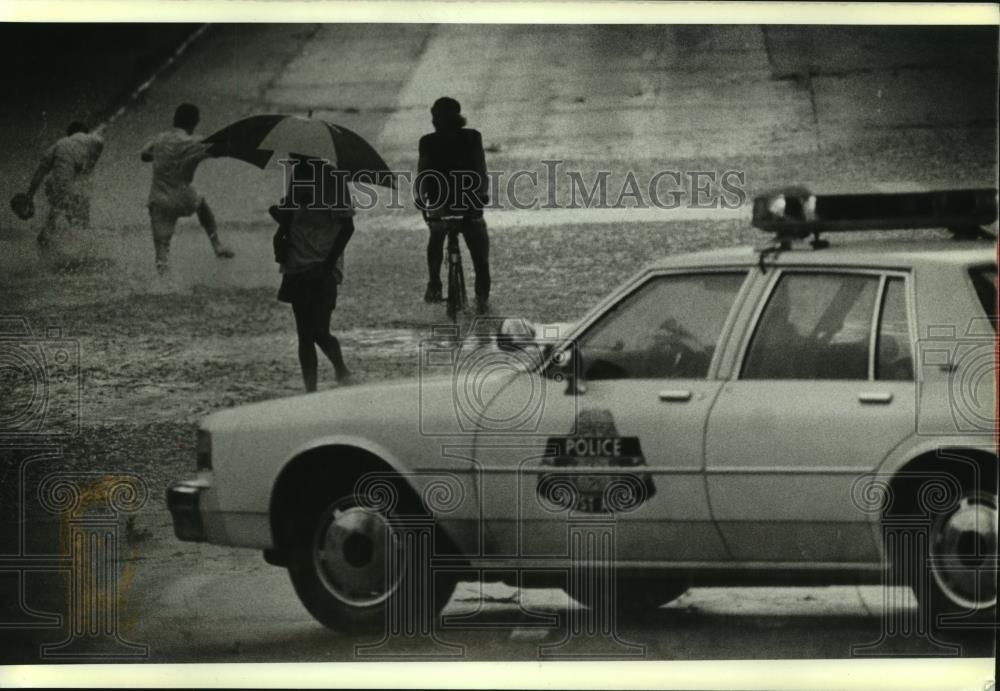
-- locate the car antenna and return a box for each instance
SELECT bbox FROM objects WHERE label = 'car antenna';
[756,240,786,274]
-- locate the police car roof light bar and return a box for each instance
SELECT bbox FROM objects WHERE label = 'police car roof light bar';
[752,188,999,246]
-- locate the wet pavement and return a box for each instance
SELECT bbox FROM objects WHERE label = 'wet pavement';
[0,23,996,664]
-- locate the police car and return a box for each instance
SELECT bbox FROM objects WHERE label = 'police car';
[169,188,997,636]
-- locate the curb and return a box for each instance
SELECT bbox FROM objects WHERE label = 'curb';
[100,24,212,132]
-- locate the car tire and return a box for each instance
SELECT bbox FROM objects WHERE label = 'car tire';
[287,488,459,633]
[891,470,997,642]
[569,573,688,616]
[919,487,997,640]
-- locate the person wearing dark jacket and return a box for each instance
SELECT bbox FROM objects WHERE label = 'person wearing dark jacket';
[415,97,492,313]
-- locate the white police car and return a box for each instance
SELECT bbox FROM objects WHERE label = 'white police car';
[169,188,997,637]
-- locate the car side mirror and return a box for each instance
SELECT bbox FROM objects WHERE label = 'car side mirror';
[496,317,538,353]
[497,318,583,394]
[550,346,586,396]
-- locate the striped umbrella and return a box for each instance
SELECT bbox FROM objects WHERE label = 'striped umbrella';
[204,114,395,187]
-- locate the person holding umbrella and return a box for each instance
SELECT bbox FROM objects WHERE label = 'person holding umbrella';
[202,113,398,391]
[140,103,234,274]
[271,155,354,391]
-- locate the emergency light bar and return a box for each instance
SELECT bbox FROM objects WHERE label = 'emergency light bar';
[752,188,998,243]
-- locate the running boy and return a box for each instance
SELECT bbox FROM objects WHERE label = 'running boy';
[141,103,234,273]
[24,121,104,250]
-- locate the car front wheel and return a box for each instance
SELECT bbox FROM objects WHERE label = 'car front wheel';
[287,492,458,633]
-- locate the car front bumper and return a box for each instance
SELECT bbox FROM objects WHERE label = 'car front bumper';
[167,481,207,542]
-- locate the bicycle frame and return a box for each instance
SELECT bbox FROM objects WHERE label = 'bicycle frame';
[438,215,468,322]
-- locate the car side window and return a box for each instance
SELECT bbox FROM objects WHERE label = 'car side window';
[742,272,879,380]
[578,272,746,380]
[875,277,913,381]
[969,265,997,331]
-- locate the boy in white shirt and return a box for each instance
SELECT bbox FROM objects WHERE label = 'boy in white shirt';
[141,103,234,273]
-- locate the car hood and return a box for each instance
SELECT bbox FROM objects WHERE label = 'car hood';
[200,324,570,436]
[199,368,534,438]
[203,375,444,428]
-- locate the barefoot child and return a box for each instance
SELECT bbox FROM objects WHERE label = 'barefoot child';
[272,155,354,391]
[23,121,104,261]
[141,103,234,273]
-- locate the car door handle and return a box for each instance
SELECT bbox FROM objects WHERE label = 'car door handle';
[659,389,692,402]
[858,392,893,404]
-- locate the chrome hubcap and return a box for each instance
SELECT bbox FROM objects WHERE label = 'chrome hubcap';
[930,493,998,610]
[312,505,399,607]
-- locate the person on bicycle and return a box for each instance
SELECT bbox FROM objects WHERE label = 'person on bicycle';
[415,97,491,314]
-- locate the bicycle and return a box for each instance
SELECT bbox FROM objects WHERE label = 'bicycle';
[436,214,468,322]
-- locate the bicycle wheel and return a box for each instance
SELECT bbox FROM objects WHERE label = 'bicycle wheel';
[446,234,468,321]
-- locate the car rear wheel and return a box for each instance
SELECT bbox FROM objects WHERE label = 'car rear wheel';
[569,573,688,616]
[287,491,459,633]
[889,467,998,641]
[921,488,997,635]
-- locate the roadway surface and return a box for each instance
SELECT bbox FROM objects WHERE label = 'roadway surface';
[0,23,997,665]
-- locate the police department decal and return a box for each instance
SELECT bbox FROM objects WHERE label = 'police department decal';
[538,409,655,514]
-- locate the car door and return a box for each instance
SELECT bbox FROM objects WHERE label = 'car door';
[474,269,750,565]
[705,269,917,564]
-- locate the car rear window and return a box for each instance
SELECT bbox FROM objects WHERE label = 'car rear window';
[969,265,997,330]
